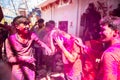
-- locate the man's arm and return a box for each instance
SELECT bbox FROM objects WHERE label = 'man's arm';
[5,38,17,63]
[33,33,52,55]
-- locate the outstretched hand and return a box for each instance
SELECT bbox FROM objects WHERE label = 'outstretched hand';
[19,56,36,63]
[8,57,17,63]
[45,47,52,55]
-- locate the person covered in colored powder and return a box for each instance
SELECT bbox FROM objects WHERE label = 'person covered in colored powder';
[5,16,52,80]
[55,31,83,80]
[97,16,120,80]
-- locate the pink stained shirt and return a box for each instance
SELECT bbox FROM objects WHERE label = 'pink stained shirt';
[6,32,48,80]
[6,32,46,58]
[99,43,120,80]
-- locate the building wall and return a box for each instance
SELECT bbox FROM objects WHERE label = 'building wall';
[39,0,120,36]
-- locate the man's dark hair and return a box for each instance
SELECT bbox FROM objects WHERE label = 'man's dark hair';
[12,16,30,26]
[38,18,44,23]
[48,20,55,25]
[45,20,55,29]
[100,16,120,31]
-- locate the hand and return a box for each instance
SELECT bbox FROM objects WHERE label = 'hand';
[96,58,100,63]
[55,36,64,48]
[75,37,85,48]
[8,56,17,63]
[45,47,52,55]
[50,30,56,36]
[19,56,36,63]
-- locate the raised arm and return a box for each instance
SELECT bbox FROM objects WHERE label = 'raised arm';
[55,37,79,63]
[49,30,57,53]
[33,33,52,55]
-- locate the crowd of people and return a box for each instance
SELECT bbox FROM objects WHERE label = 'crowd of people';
[0,4,120,80]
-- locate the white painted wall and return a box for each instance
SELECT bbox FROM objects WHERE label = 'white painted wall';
[39,0,120,36]
[40,0,79,36]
